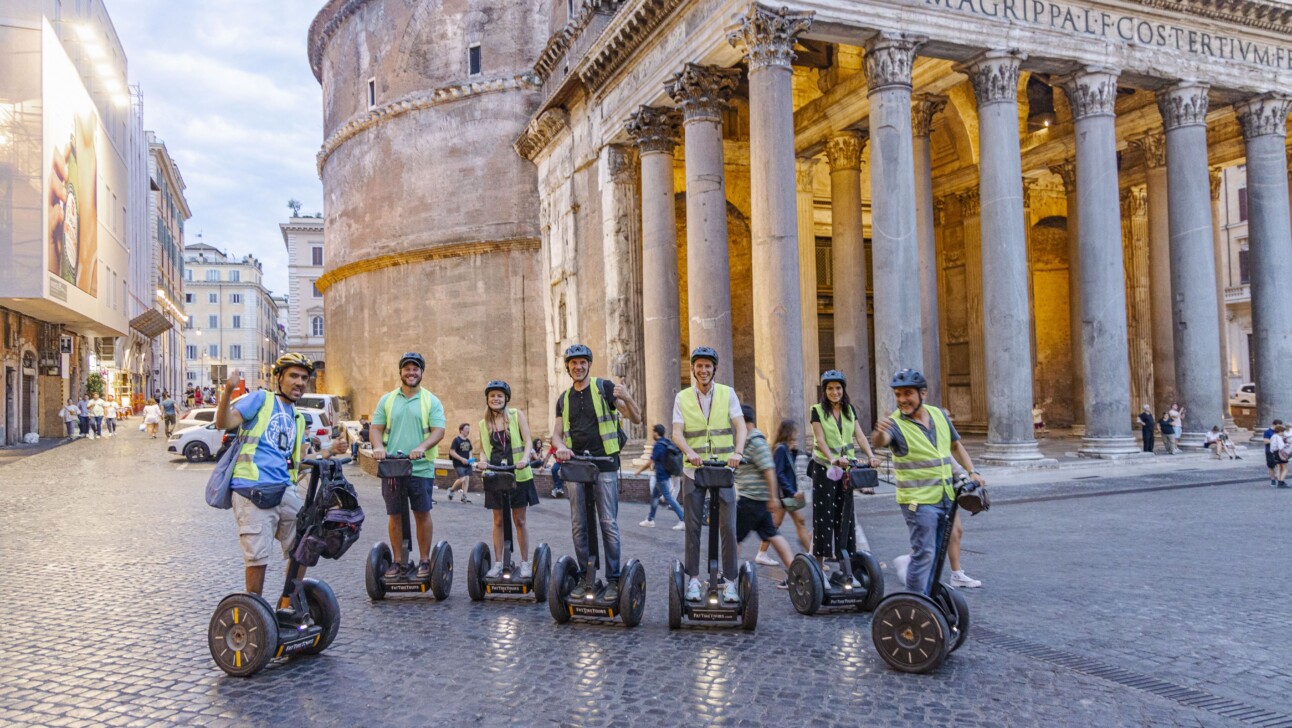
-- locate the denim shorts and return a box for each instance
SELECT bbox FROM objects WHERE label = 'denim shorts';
[382,475,435,515]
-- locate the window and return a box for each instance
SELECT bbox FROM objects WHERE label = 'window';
[312,280,322,298]
[229,345,242,360]
[468,45,482,76]
[208,344,218,357]
[208,315,218,329]
[185,345,197,359]
[230,270,241,282]
[367,78,376,109]
[184,293,194,304]
[230,293,242,304]
[311,316,324,337]
[185,269,193,281]
[1238,186,1248,222]
[232,315,242,329]
[186,371,196,382]
[311,247,323,266]
[206,270,219,281]
[1238,248,1250,285]
[208,292,217,303]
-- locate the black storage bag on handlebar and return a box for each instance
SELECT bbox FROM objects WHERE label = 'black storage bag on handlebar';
[848,466,878,491]
[377,458,413,479]
[693,466,734,489]
[558,460,600,484]
[483,471,517,493]
[293,465,365,565]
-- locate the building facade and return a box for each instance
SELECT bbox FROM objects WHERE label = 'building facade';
[181,243,280,391]
[280,215,325,366]
[310,0,1292,455]
[143,133,190,400]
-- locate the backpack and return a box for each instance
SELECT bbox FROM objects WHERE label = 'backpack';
[661,438,685,477]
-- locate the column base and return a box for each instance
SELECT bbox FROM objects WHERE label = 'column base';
[1247,428,1267,445]
[1176,431,1210,450]
[1068,424,1086,438]
[1077,436,1151,459]
[980,441,1058,468]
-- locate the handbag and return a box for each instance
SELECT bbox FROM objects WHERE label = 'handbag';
[847,466,878,492]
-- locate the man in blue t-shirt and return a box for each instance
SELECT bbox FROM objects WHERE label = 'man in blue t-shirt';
[633,424,684,529]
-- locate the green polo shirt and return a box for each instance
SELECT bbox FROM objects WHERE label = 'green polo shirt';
[373,388,446,478]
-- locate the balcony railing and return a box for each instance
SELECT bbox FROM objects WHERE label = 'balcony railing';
[1224,284,1250,304]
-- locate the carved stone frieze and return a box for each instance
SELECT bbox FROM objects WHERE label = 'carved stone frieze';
[1128,132,1166,169]
[825,132,865,172]
[955,50,1025,108]
[1061,67,1120,120]
[1048,160,1077,191]
[863,32,926,94]
[911,94,948,138]
[959,188,981,218]
[725,4,814,71]
[1233,93,1292,139]
[624,105,681,155]
[665,63,740,123]
[1157,82,1210,131]
[577,0,689,93]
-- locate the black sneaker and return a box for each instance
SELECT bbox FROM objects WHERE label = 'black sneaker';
[1279,481,1289,489]
[460,494,472,504]
[416,560,431,579]
[570,582,589,600]
[384,561,403,580]
[602,579,620,603]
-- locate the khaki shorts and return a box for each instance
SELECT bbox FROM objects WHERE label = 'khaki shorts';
[231,483,303,567]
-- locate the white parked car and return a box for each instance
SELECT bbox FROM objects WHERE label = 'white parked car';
[168,423,226,462]
[1230,383,1256,408]
[297,394,352,426]
[300,408,342,452]
[176,407,217,431]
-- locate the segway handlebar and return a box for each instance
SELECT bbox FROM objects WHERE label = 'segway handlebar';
[480,460,544,472]
[302,456,353,468]
[845,458,874,469]
[570,452,618,464]
[700,458,741,468]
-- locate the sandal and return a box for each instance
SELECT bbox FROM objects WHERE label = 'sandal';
[860,488,876,495]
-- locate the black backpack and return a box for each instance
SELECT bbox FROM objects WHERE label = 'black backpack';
[661,438,685,477]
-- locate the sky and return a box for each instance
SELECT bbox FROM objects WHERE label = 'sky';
[110,0,325,295]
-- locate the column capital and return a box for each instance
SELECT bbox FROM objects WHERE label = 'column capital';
[954,49,1026,107]
[1157,82,1210,131]
[1233,93,1292,140]
[1131,186,1148,217]
[911,93,948,137]
[958,188,980,217]
[1209,166,1223,200]
[1048,159,1077,191]
[665,63,740,124]
[605,144,639,185]
[1059,66,1120,120]
[825,131,866,171]
[863,32,926,94]
[725,3,813,71]
[624,105,681,155]
[795,157,818,193]
[1128,132,1166,169]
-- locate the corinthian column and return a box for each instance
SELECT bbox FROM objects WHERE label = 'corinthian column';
[797,158,821,410]
[1061,67,1140,457]
[1234,94,1292,436]
[625,106,682,430]
[1048,159,1083,427]
[864,32,925,417]
[666,63,740,385]
[956,50,1047,464]
[1131,131,1176,410]
[913,94,947,401]
[826,131,873,428]
[727,4,812,437]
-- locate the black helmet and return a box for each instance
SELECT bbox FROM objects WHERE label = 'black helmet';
[399,352,425,371]
[821,370,847,387]
[690,346,719,366]
[563,344,593,363]
[889,368,928,389]
[484,380,511,403]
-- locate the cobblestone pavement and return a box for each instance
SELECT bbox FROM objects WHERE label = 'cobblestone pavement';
[0,428,1288,727]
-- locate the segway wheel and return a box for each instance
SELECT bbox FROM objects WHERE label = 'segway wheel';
[618,559,646,628]
[467,542,490,602]
[532,544,551,603]
[872,593,950,674]
[365,542,392,601]
[667,561,683,630]
[430,541,453,600]
[549,555,576,624]
[738,561,758,631]
[938,584,971,653]
[298,578,340,656]
[850,551,886,612]
[787,554,824,616]
[208,592,278,677]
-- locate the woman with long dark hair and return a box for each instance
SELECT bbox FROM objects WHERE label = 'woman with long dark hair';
[474,380,539,578]
[757,418,812,573]
[808,370,880,579]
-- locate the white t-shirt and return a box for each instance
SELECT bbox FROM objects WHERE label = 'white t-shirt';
[143,404,162,425]
[105,402,118,418]
[1205,431,1220,444]
[1270,433,1288,458]
[1169,408,1182,430]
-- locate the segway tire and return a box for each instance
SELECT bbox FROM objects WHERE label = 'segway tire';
[365,542,392,601]
[430,541,453,600]
[872,593,950,674]
[738,561,758,631]
[667,561,683,630]
[532,544,551,603]
[549,555,576,623]
[850,551,886,612]
[941,584,970,653]
[467,542,490,602]
[209,592,278,677]
[298,578,340,655]
[787,554,824,616]
[618,559,646,628]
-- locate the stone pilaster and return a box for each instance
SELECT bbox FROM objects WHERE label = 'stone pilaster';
[826,131,873,428]
[913,94,947,403]
[1130,131,1176,412]
[1209,166,1234,429]
[1123,187,1155,424]
[960,188,987,428]
[796,158,821,414]
[600,144,645,438]
[1049,159,1083,428]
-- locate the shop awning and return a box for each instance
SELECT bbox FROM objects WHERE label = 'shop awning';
[129,309,174,339]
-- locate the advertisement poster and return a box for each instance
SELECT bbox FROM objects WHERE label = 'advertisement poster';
[43,21,99,297]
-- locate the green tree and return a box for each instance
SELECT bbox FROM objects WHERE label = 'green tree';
[86,372,105,396]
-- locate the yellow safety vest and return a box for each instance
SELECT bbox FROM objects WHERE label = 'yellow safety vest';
[232,392,306,483]
[480,408,533,483]
[561,377,621,455]
[890,406,955,506]
[677,384,736,461]
[810,403,858,466]
[380,387,434,446]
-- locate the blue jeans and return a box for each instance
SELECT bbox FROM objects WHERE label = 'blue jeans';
[91,416,102,436]
[648,472,684,522]
[568,472,621,579]
[900,496,952,595]
[550,463,564,493]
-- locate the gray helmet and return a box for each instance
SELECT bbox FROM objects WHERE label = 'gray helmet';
[399,352,425,371]
[484,380,511,403]
[888,368,928,389]
[563,344,593,363]
[690,346,719,366]
[821,370,847,387]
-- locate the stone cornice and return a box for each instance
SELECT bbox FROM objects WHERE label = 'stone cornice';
[864,33,926,94]
[825,132,865,171]
[319,73,541,174]
[956,50,1025,108]
[1234,93,1292,139]
[624,105,681,155]
[576,0,688,94]
[911,94,948,138]
[316,238,542,292]
[665,64,740,124]
[533,1,623,83]
[1158,82,1210,131]
[307,0,375,83]
[516,108,571,162]
[1061,67,1120,120]
[725,4,814,71]
[1128,132,1166,169]
[1132,0,1292,35]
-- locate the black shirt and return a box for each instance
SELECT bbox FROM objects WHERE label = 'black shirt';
[486,428,511,467]
[450,435,472,463]
[555,379,620,472]
[1138,412,1154,428]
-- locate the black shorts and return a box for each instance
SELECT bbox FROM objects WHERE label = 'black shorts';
[1266,448,1279,469]
[382,475,435,515]
[485,480,540,510]
[736,497,778,543]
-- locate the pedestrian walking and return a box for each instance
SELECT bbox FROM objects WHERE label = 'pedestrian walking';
[89,394,105,439]
[1268,424,1290,488]
[447,423,474,504]
[758,419,812,568]
[104,395,118,436]
[475,380,539,578]
[1264,419,1284,486]
[76,394,89,437]
[142,399,162,438]
[634,424,685,530]
[733,404,797,588]
[160,392,178,438]
[60,399,78,439]
[1138,404,1155,453]
[1158,411,1176,454]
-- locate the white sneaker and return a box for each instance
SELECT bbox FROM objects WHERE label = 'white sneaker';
[671,521,686,531]
[519,561,532,579]
[894,554,911,584]
[754,552,780,567]
[722,580,739,603]
[685,577,702,601]
[639,519,655,528]
[486,563,503,578]
[950,570,982,588]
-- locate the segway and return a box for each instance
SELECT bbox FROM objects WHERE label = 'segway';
[466,462,551,602]
[548,454,646,627]
[787,460,884,615]
[365,453,453,600]
[208,457,350,677]
[871,475,988,674]
[668,461,757,630]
